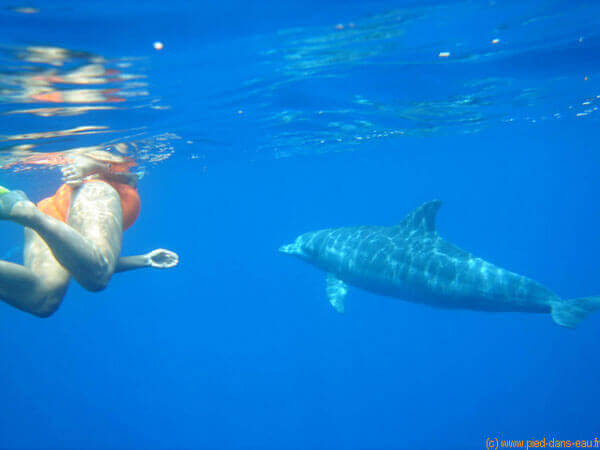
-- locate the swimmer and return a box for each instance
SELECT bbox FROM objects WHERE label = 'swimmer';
[0,150,179,317]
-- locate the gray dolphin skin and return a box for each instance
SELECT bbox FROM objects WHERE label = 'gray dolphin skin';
[279,200,600,328]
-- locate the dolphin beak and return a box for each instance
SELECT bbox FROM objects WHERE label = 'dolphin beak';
[279,243,296,254]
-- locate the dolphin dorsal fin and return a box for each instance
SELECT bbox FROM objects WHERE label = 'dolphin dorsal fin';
[400,200,442,233]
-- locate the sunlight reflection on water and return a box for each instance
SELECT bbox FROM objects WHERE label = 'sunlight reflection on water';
[0,44,176,173]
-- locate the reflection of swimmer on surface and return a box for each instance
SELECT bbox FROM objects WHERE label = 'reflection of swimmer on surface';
[17,46,102,67]
[2,56,131,105]
[29,88,126,104]
[32,64,123,85]
[2,126,110,142]
[0,150,179,317]
[5,105,118,117]
[3,74,127,105]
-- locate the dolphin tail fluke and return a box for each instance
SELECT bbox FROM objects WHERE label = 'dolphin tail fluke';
[550,296,600,328]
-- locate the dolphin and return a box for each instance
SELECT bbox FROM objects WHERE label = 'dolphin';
[279,200,600,328]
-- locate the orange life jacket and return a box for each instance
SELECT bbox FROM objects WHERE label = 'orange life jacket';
[37,179,140,230]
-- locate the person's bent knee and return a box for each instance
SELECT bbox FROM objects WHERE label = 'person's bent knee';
[75,255,113,292]
[30,295,62,318]
[80,274,111,292]
[25,282,67,318]
[83,281,108,293]
[34,304,59,318]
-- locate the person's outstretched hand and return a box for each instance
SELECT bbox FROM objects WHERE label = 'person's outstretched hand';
[146,249,179,269]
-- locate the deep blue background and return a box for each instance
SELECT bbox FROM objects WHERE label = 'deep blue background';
[1,1,600,449]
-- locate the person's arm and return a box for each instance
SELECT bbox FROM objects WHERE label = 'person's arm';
[116,249,179,273]
[61,155,107,187]
[61,155,138,188]
[115,254,150,273]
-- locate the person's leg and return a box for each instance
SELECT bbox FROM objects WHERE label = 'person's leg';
[65,181,123,290]
[0,182,123,292]
[0,227,70,317]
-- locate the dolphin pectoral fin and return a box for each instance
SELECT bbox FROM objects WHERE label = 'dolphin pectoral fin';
[326,274,347,313]
[550,296,600,328]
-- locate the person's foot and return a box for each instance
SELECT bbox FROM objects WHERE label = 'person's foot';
[0,188,37,223]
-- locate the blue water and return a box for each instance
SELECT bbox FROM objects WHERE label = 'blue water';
[1,1,600,449]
